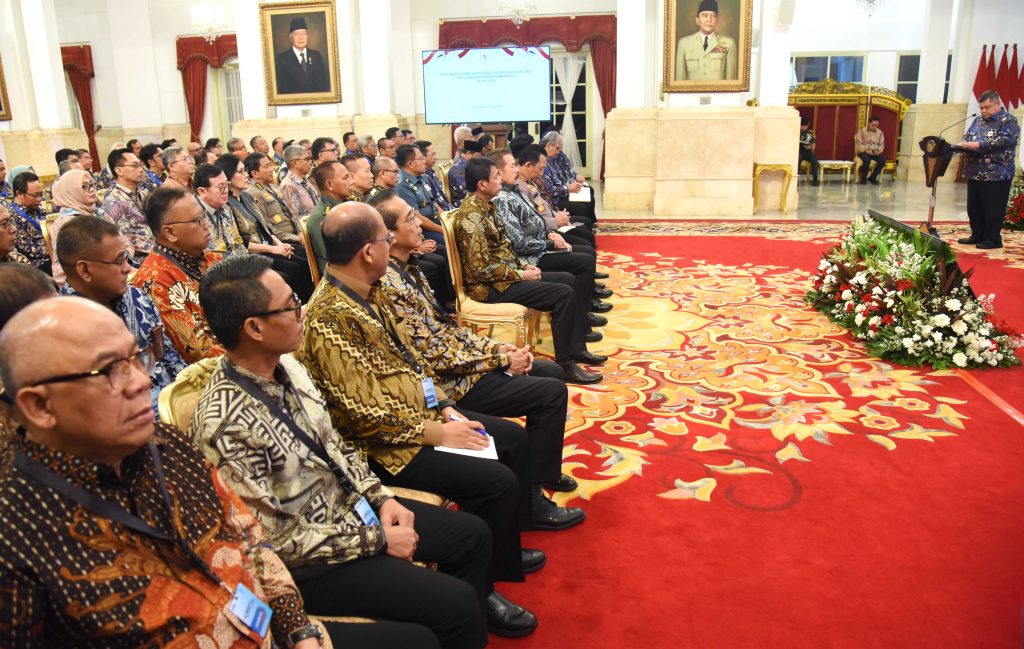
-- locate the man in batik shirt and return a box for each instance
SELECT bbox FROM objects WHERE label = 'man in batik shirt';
[4,171,50,272]
[101,147,154,259]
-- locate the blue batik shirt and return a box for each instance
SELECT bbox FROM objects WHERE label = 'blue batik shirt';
[449,156,468,207]
[962,108,1020,182]
[60,283,188,414]
[542,151,576,202]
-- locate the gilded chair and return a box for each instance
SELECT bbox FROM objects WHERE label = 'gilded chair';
[438,161,454,204]
[298,216,322,285]
[40,213,60,261]
[439,211,536,347]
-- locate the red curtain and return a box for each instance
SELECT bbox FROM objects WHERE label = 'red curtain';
[175,35,237,143]
[588,38,616,179]
[60,45,99,172]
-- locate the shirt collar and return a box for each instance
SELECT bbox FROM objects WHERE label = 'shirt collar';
[292,46,308,58]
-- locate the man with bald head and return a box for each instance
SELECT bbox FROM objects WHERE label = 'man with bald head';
[0,297,325,647]
[296,203,539,638]
[305,159,354,274]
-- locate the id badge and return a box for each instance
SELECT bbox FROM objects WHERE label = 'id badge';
[421,377,439,409]
[355,496,381,526]
[229,583,272,638]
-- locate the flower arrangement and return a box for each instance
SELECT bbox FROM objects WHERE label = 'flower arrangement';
[1005,178,1024,231]
[806,216,1022,369]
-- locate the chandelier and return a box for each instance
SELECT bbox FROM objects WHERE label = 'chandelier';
[190,5,229,44]
[854,0,889,18]
[497,0,537,28]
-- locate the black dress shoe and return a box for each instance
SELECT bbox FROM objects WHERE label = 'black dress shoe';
[976,241,1003,249]
[868,178,880,185]
[521,548,547,574]
[956,236,978,244]
[593,287,613,299]
[575,350,608,365]
[595,281,607,290]
[591,300,613,313]
[595,271,609,280]
[584,331,603,343]
[588,313,608,327]
[857,178,867,185]
[558,362,603,385]
[532,491,586,531]
[811,179,820,186]
[542,473,578,492]
[486,591,538,638]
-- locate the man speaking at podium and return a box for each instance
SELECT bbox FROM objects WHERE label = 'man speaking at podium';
[957,90,1020,250]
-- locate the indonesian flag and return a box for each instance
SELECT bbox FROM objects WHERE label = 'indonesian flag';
[972,44,989,101]
[995,44,1011,108]
[1011,44,1021,110]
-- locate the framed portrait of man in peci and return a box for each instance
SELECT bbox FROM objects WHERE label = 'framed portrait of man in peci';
[260,0,341,106]
[0,54,12,121]
[662,0,752,93]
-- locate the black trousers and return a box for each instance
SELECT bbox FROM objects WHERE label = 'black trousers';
[369,409,530,584]
[412,251,455,306]
[564,226,596,248]
[293,499,490,649]
[857,152,886,181]
[265,248,314,303]
[488,273,585,362]
[455,366,569,487]
[556,194,597,223]
[536,250,596,328]
[799,147,820,180]
[967,179,1012,245]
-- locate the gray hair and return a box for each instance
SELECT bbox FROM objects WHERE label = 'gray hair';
[161,146,184,169]
[372,156,397,178]
[540,131,562,146]
[57,159,75,176]
[358,135,375,147]
[454,126,472,147]
[227,137,246,152]
[283,144,306,164]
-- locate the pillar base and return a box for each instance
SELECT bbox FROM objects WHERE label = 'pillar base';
[0,128,89,177]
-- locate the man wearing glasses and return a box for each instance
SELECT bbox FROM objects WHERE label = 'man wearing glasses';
[279,144,320,220]
[56,215,186,413]
[311,137,340,167]
[0,297,327,647]
[101,147,154,259]
[159,146,197,191]
[369,156,400,198]
[132,186,225,363]
[4,171,50,272]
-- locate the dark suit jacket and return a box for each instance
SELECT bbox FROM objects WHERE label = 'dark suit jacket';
[275,47,330,94]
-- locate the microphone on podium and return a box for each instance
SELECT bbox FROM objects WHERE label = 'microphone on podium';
[939,113,977,139]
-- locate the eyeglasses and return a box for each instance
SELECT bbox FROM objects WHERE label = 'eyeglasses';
[81,182,98,191]
[0,218,15,231]
[30,347,156,391]
[24,192,45,199]
[368,232,395,247]
[403,211,418,224]
[380,169,398,175]
[247,292,303,323]
[164,214,209,227]
[83,249,134,266]
[210,183,230,192]
[116,162,144,169]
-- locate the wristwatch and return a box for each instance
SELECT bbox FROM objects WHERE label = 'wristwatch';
[288,623,323,647]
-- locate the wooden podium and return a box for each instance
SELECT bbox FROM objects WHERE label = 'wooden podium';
[917,135,966,237]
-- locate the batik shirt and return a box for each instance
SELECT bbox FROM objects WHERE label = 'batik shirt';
[493,182,551,265]
[279,170,320,219]
[0,424,312,648]
[423,168,453,211]
[855,126,885,155]
[396,170,438,221]
[60,283,187,411]
[448,156,468,207]
[131,245,225,363]
[101,183,154,256]
[381,260,508,401]
[198,197,247,256]
[190,356,395,567]
[542,150,577,203]
[962,108,1021,182]
[95,166,116,191]
[139,169,163,193]
[449,193,526,302]
[0,181,11,201]
[5,202,48,268]
[296,273,452,476]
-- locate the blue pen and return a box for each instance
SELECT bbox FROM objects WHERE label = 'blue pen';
[448,413,488,437]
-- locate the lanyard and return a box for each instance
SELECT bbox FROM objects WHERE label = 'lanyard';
[154,247,203,282]
[222,361,360,495]
[10,203,41,231]
[388,259,456,326]
[146,170,162,186]
[13,442,227,590]
[325,272,424,375]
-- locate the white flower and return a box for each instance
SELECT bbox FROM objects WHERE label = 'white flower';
[951,320,968,335]
[952,352,968,367]
[895,326,905,335]
[869,316,881,326]
[819,259,831,270]
[854,314,865,326]
[932,332,943,342]
[931,314,951,327]
[919,326,932,336]
[841,290,853,300]
[945,298,962,312]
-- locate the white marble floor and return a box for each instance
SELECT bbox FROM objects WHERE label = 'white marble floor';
[596,175,971,224]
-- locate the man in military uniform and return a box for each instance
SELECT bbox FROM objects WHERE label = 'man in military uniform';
[675,0,738,81]
[244,152,303,245]
[448,139,484,207]
[417,140,453,212]
[799,117,820,187]
[369,156,400,199]
[395,144,444,249]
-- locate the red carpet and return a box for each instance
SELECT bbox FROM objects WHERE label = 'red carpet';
[493,222,1024,649]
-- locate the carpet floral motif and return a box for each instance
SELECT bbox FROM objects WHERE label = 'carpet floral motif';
[548,227,1002,511]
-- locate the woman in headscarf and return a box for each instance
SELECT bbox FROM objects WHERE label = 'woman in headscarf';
[48,169,100,285]
[6,164,35,188]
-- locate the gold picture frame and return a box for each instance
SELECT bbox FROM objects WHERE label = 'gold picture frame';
[662,0,753,93]
[259,0,341,106]
[0,53,12,121]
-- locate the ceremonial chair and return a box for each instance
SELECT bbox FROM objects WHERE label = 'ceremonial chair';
[40,213,59,261]
[439,211,539,347]
[438,161,454,204]
[298,216,322,285]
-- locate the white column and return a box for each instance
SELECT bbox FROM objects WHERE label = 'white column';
[917,0,954,104]
[359,0,394,114]
[616,0,650,108]
[19,0,72,130]
[105,0,163,130]
[758,0,795,107]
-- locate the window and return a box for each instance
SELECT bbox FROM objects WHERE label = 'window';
[64,72,82,131]
[791,55,865,83]
[896,53,953,104]
[209,60,243,139]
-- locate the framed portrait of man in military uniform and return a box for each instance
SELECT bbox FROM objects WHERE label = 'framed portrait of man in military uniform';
[259,0,341,106]
[662,0,752,93]
[0,54,12,121]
